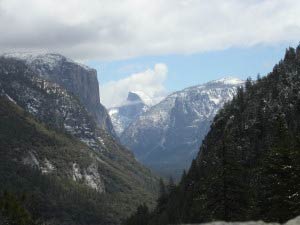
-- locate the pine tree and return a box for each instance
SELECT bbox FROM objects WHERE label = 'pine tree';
[124,204,150,225]
[125,44,300,225]
[167,176,176,194]
[259,115,300,222]
[156,179,168,214]
[0,191,35,225]
[245,77,253,92]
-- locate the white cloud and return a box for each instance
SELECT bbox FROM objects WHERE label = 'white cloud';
[101,63,168,108]
[0,0,300,60]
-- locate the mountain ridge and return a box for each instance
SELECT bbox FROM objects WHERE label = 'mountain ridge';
[2,52,116,137]
[121,77,244,178]
[0,55,158,224]
[109,91,149,136]
[126,46,300,225]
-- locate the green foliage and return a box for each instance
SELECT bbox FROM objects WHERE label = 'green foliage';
[258,115,300,222]
[0,97,158,225]
[124,204,150,225]
[0,191,36,225]
[125,45,300,224]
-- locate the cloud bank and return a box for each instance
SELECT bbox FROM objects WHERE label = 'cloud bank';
[0,0,300,60]
[101,63,168,108]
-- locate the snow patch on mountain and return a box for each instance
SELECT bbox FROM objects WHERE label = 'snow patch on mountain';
[121,77,244,178]
[109,91,150,136]
[2,52,93,71]
[210,76,245,85]
[130,90,155,106]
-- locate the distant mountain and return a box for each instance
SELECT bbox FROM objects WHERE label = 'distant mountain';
[0,55,158,225]
[2,52,116,137]
[129,46,300,225]
[121,77,244,178]
[109,91,149,136]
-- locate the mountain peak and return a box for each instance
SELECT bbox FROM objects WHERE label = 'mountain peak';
[127,91,143,103]
[121,78,243,178]
[2,52,115,136]
[209,76,244,85]
[129,90,155,106]
[109,91,150,136]
[2,52,94,71]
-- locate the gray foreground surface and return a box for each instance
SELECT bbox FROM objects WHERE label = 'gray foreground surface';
[180,215,300,225]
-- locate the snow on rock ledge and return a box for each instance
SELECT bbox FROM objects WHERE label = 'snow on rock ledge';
[120,77,245,178]
[2,52,94,71]
[2,51,116,137]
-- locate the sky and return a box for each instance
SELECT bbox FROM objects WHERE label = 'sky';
[88,44,294,106]
[1,0,300,107]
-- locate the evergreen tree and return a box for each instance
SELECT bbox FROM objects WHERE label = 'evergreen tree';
[245,77,253,92]
[0,191,35,225]
[124,204,150,225]
[167,176,176,194]
[157,179,168,213]
[259,115,300,222]
[125,45,300,225]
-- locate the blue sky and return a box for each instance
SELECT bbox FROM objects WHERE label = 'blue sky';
[87,42,295,106]
[2,0,300,107]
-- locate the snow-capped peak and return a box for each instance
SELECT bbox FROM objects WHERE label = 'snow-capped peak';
[120,77,245,177]
[129,90,154,106]
[209,76,244,85]
[127,92,144,103]
[2,52,93,71]
[2,51,49,60]
[109,91,150,136]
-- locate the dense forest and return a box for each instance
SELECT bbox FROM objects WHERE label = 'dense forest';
[0,97,156,225]
[0,55,160,225]
[0,97,117,224]
[125,46,300,225]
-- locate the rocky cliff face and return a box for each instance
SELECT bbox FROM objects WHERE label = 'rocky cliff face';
[121,77,244,178]
[144,47,300,224]
[2,52,116,137]
[0,56,158,224]
[109,92,149,136]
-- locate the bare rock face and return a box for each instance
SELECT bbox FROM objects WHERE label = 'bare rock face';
[0,56,159,224]
[109,91,149,136]
[0,56,157,189]
[121,77,244,178]
[2,52,116,137]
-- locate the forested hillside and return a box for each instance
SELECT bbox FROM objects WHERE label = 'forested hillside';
[121,78,243,179]
[125,46,300,225]
[0,96,158,225]
[0,56,158,225]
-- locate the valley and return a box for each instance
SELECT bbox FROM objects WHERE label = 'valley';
[0,35,299,225]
